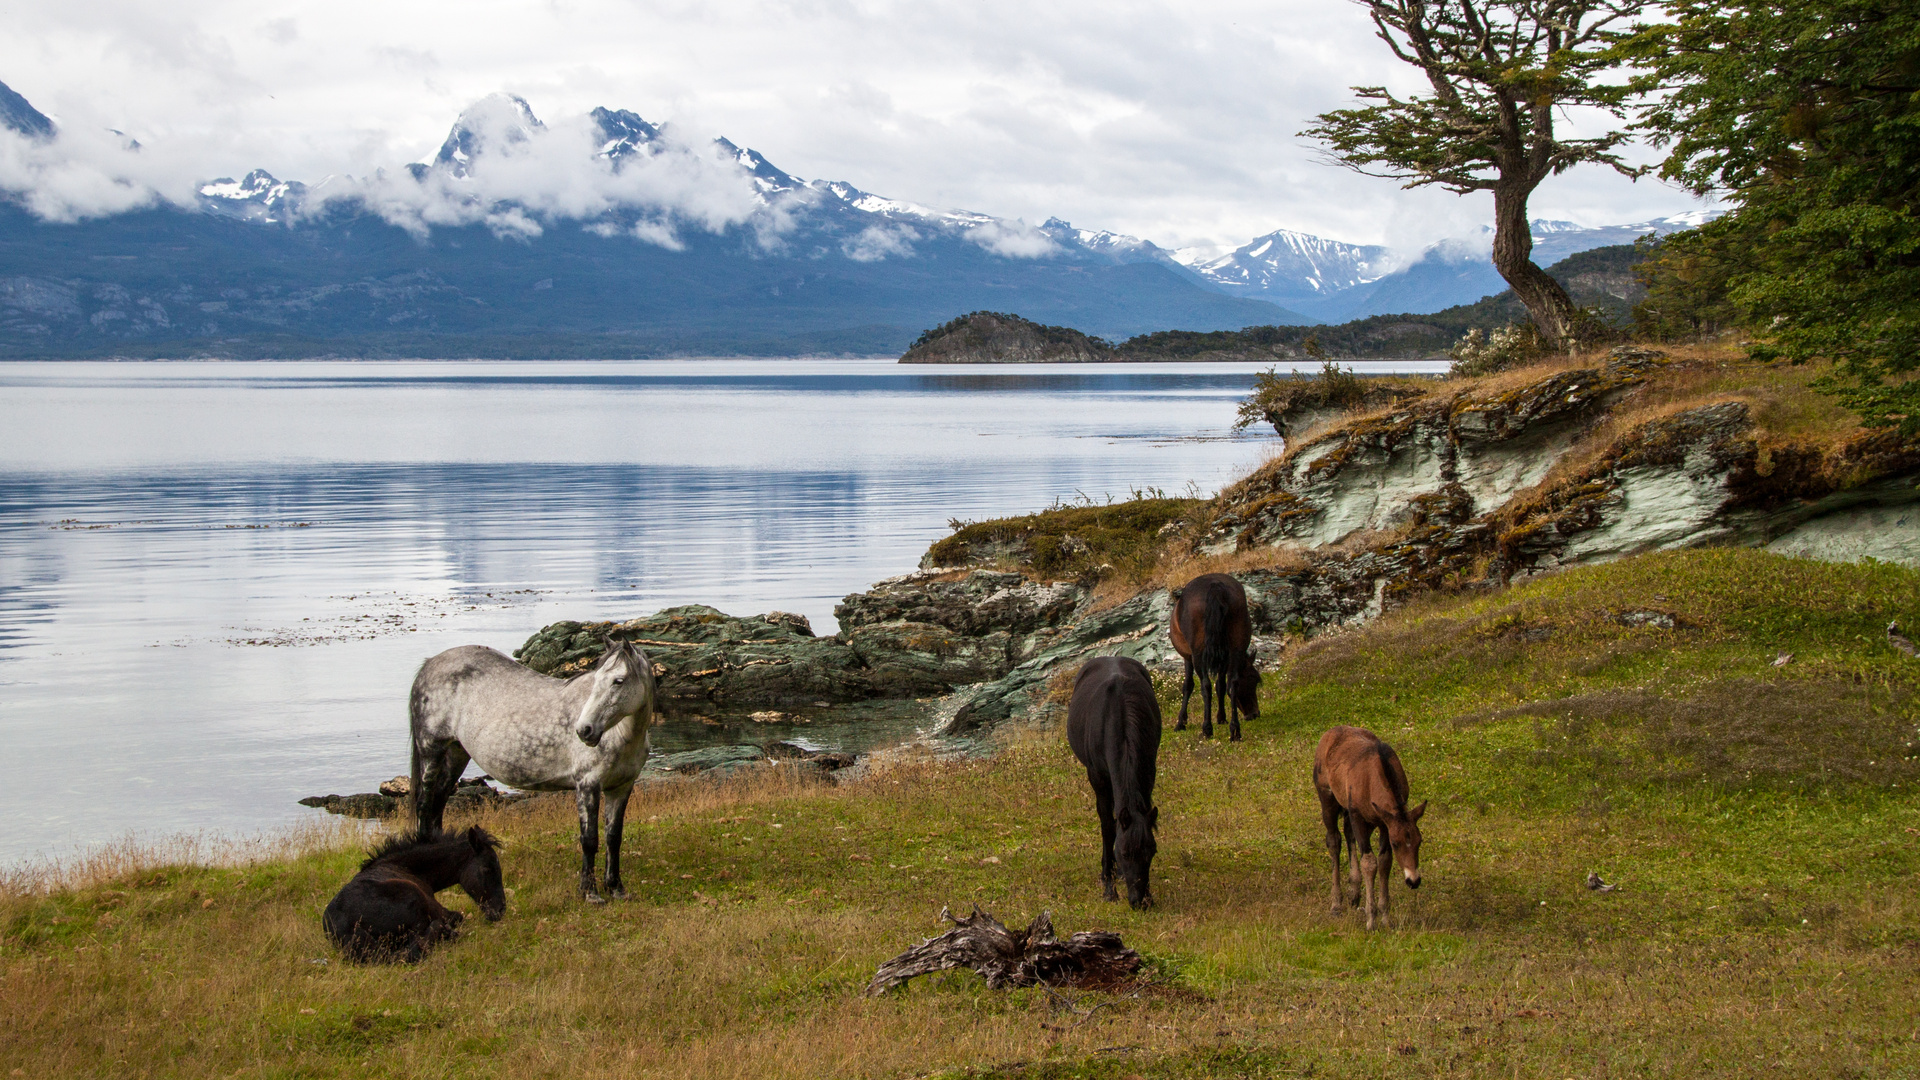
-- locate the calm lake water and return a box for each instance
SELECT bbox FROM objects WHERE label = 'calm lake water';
[0,357,1442,866]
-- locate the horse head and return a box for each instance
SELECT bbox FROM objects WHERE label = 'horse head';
[1386,800,1427,888]
[574,638,653,748]
[1115,802,1159,910]
[458,826,507,920]
[1230,650,1262,719]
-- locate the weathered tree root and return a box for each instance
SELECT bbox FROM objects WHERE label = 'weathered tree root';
[865,904,1142,996]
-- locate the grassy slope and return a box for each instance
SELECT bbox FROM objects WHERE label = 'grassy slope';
[4,549,1919,1079]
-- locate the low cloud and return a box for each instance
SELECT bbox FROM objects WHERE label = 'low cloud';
[0,94,778,252]
[305,98,768,244]
[841,223,919,261]
[0,124,184,222]
[965,219,1057,258]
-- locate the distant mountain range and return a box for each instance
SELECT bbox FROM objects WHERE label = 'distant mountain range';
[0,79,1710,358]
[1172,212,1713,323]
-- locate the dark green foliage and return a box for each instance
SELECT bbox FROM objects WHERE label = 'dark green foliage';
[1629,0,1920,430]
[926,497,1203,581]
[901,311,1115,362]
[1630,230,1747,341]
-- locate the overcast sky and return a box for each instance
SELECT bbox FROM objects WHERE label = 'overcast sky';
[0,0,1711,253]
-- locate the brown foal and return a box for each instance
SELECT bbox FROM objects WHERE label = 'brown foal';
[1313,725,1427,930]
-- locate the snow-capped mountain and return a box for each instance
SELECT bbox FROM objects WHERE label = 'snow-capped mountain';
[198,169,306,223]
[2,81,1720,357]
[427,92,544,179]
[1173,230,1394,305]
[0,78,53,140]
[1177,213,1719,321]
[2,88,1301,356]
[186,94,1189,275]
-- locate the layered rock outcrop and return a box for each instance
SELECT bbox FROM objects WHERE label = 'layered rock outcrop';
[1188,348,1920,640]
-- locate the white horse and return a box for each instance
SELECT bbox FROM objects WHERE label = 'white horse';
[410,639,655,903]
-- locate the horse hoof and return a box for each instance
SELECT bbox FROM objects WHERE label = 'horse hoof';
[583,891,607,905]
[608,887,629,901]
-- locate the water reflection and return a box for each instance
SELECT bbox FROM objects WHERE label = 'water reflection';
[0,359,1444,864]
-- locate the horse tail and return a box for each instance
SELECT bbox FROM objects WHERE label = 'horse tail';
[1200,585,1231,681]
[408,672,430,836]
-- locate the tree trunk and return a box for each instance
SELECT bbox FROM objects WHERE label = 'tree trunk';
[865,905,1142,995]
[1491,180,1581,350]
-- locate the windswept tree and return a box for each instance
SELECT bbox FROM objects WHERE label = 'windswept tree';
[1304,0,1647,349]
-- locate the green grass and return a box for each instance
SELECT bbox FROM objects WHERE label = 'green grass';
[927,496,1205,582]
[4,549,1919,1078]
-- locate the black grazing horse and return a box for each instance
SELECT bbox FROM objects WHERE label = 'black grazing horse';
[323,826,506,963]
[1168,573,1261,740]
[1066,655,1162,909]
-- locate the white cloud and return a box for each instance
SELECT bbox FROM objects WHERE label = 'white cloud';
[841,223,919,261]
[297,100,765,240]
[0,0,1713,250]
[965,219,1057,259]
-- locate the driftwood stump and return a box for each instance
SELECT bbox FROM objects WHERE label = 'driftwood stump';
[865,905,1141,996]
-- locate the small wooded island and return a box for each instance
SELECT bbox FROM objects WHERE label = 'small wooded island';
[898,243,1646,363]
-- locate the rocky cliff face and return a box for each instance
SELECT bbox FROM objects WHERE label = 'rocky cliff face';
[1178,349,1920,652]
[521,347,1920,734]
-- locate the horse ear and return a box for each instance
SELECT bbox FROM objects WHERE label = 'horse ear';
[1409,800,1428,822]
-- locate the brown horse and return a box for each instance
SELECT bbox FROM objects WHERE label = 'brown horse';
[1313,726,1426,930]
[1168,573,1260,740]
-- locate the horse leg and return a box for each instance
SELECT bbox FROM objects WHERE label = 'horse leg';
[1175,657,1193,731]
[416,741,468,836]
[1356,822,1379,930]
[1321,799,1346,916]
[602,784,633,900]
[1093,776,1118,901]
[576,785,605,904]
[1228,671,1243,743]
[1345,813,1367,910]
[1377,845,1394,928]
[1199,666,1215,739]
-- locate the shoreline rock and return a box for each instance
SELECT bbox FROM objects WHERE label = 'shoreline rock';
[299,777,532,820]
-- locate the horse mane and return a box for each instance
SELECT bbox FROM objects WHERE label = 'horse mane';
[1371,741,1411,818]
[362,829,436,871]
[361,825,499,871]
[567,639,633,684]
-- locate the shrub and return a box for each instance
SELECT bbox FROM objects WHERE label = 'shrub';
[1447,323,1544,377]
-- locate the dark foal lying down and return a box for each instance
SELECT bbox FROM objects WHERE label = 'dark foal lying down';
[323,826,505,963]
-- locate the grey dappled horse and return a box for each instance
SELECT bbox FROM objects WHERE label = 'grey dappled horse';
[410,640,655,903]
